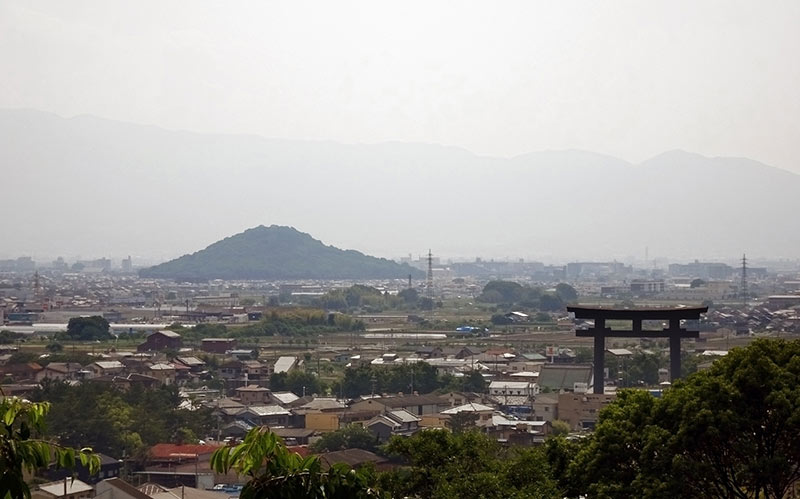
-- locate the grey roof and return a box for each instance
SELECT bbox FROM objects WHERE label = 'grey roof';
[387,409,421,423]
[606,348,633,357]
[243,405,291,416]
[298,397,345,411]
[271,391,301,405]
[273,356,297,373]
[38,479,93,495]
[93,360,125,369]
[176,357,205,366]
[537,364,593,391]
[154,330,181,338]
[441,402,495,414]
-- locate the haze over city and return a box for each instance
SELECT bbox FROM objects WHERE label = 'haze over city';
[3,3,800,498]
[2,0,799,263]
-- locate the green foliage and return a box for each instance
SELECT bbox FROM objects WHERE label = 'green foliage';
[490,314,513,325]
[234,309,362,338]
[572,338,800,499]
[1,396,100,499]
[550,420,571,436]
[316,285,426,312]
[462,370,487,393]
[140,225,422,280]
[211,427,384,499]
[6,352,38,365]
[336,363,441,399]
[31,382,214,459]
[446,412,478,433]
[479,281,527,303]
[380,429,559,499]
[478,281,564,312]
[45,342,63,353]
[554,283,578,302]
[0,330,23,344]
[64,316,112,341]
[310,424,378,453]
[270,370,324,396]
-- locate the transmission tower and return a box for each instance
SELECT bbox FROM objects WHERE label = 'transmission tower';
[426,249,434,298]
[740,253,748,308]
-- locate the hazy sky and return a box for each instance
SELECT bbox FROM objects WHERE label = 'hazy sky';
[2,1,799,173]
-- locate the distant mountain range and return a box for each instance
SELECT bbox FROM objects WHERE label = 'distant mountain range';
[139,225,424,280]
[1,108,799,261]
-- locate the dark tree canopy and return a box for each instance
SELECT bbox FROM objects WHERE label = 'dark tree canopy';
[65,316,112,341]
[572,338,800,499]
[555,283,578,302]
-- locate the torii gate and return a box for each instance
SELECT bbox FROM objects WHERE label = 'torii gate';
[567,305,707,394]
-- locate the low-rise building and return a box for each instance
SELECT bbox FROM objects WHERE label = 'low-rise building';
[557,392,616,430]
[137,330,182,352]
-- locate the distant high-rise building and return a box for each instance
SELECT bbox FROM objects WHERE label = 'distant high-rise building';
[122,256,133,272]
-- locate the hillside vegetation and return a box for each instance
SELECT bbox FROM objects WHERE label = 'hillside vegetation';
[140,225,423,280]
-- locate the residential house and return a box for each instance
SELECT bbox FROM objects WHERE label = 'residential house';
[0,362,43,381]
[271,427,317,446]
[440,402,496,424]
[139,443,226,490]
[201,338,237,354]
[366,409,421,442]
[350,393,449,417]
[235,385,270,405]
[174,357,206,373]
[242,360,265,381]
[236,405,291,427]
[557,392,616,430]
[94,477,152,499]
[44,453,121,484]
[148,363,177,385]
[137,330,182,352]
[531,393,559,422]
[489,381,538,398]
[90,360,125,377]
[34,362,84,383]
[269,391,301,407]
[273,356,298,374]
[219,359,245,381]
[31,479,93,499]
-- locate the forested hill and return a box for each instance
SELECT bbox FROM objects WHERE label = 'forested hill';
[139,225,423,280]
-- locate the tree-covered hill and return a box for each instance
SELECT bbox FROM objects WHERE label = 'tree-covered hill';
[139,225,423,280]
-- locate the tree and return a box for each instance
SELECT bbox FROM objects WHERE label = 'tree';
[572,339,800,499]
[550,420,571,436]
[478,281,526,303]
[309,424,378,453]
[490,314,513,325]
[64,316,112,341]
[537,294,564,312]
[462,370,487,393]
[446,412,478,433]
[211,427,383,499]
[1,396,99,499]
[381,429,559,499]
[690,278,706,288]
[284,370,323,396]
[0,330,22,345]
[555,283,578,303]
[397,288,419,306]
